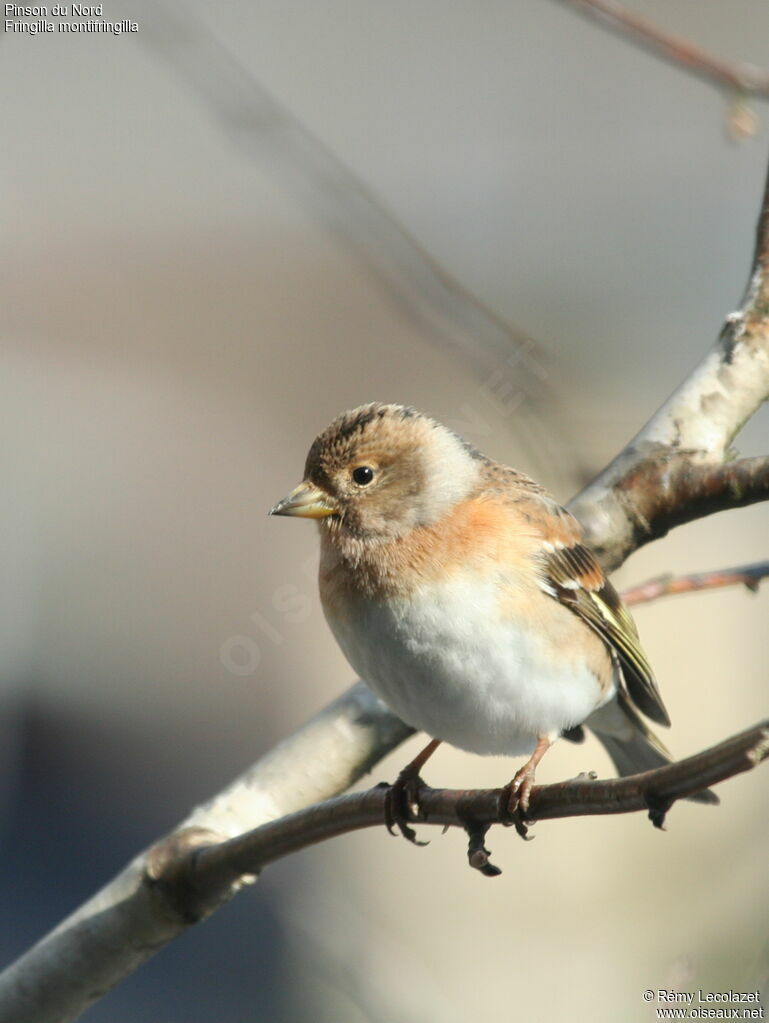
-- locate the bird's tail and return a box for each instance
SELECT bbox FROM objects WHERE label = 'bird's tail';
[587,693,719,805]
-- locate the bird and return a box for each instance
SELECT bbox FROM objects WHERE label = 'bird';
[270,402,717,837]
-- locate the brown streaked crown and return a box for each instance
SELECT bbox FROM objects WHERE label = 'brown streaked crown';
[302,403,482,539]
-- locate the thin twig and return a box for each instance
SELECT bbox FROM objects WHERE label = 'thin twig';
[622,560,769,606]
[150,720,769,900]
[557,0,769,98]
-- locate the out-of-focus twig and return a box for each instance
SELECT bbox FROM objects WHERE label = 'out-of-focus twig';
[138,9,556,386]
[136,1,576,480]
[622,560,769,606]
[557,0,769,99]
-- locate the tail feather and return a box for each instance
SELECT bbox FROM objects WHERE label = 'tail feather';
[587,694,719,806]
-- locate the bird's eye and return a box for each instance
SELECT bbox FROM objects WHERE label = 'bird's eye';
[352,466,375,486]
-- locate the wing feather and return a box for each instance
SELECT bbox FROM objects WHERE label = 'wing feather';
[532,499,671,727]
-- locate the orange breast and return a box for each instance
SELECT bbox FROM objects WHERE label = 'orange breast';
[319,495,540,604]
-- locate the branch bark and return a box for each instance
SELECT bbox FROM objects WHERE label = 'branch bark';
[622,560,769,606]
[151,720,769,896]
[581,455,769,569]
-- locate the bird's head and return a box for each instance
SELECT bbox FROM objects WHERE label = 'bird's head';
[270,403,482,540]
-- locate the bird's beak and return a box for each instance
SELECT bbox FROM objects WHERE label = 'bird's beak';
[269,481,338,519]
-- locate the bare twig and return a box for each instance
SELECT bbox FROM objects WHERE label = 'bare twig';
[622,560,769,606]
[149,720,769,900]
[557,0,769,99]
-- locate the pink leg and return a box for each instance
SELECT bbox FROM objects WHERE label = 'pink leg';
[505,735,553,815]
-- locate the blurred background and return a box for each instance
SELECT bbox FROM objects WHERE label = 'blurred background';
[2,1,769,1020]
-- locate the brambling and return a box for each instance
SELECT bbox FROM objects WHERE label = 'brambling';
[271,403,716,835]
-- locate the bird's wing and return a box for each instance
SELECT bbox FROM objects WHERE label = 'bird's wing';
[527,495,671,727]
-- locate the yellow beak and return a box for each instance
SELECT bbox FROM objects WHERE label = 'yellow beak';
[269,481,337,519]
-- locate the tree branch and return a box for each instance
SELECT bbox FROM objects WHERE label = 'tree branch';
[622,560,769,606]
[590,455,769,563]
[149,720,769,898]
[556,0,769,99]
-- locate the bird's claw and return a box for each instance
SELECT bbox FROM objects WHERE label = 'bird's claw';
[384,771,429,845]
[497,772,535,841]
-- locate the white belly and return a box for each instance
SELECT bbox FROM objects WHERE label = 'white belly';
[324,575,604,757]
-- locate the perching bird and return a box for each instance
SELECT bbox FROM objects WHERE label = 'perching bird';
[270,403,716,832]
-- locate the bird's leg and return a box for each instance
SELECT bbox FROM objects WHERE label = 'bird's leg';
[384,738,442,844]
[501,735,553,819]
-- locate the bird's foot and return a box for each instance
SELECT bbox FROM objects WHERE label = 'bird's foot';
[497,735,552,838]
[382,737,442,845]
[497,756,544,840]
[497,771,535,841]
[384,767,429,846]
[510,761,538,814]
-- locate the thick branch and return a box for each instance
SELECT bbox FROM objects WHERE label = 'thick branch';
[558,0,769,99]
[590,455,769,562]
[150,721,769,899]
[622,560,769,606]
